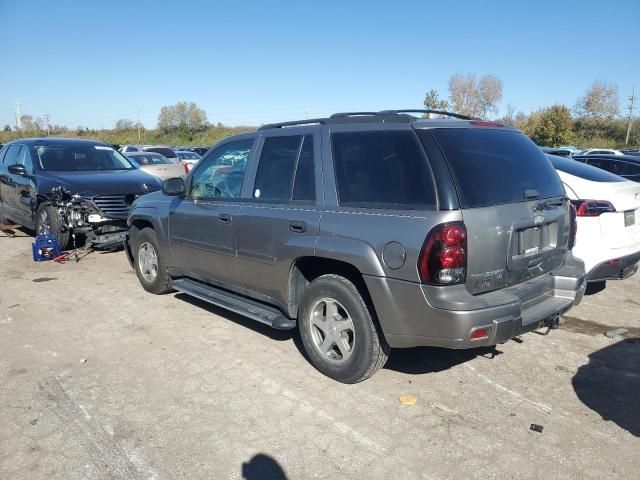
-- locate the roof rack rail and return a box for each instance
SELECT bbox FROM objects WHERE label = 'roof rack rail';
[258,118,326,131]
[329,112,379,118]
[377,109,480,120]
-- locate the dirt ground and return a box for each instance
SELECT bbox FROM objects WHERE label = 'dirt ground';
[1,230,638,480]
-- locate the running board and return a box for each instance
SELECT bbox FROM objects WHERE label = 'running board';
[171,278,297,330]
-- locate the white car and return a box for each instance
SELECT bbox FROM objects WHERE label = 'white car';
[579,148,624,156]
[549,155,640,283]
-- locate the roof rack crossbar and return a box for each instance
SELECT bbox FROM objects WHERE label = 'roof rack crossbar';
[258,118,326,130]
[377,109,480,120]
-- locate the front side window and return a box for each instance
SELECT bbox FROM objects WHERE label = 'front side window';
[332,130,436,209]
[190,140,253,199]
[36,145,134,171]
[16,146,33,172]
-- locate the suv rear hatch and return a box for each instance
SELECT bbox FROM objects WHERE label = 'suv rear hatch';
[420,126,569,295]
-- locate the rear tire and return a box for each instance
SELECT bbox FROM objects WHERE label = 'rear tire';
[298,274,389,383]
[133,228,172,294]
[35,203,71,250]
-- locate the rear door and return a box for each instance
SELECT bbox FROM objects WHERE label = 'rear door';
[236,130,321,305]
[422,127,568,294]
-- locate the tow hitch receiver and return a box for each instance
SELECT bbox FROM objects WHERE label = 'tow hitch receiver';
[536,314,560,336]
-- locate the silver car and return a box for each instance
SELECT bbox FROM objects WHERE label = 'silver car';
[126,152,186,180]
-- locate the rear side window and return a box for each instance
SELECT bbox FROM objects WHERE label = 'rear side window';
[426,128,564,208]
[548,155,624,182]
[332,131,436,209]
[253,134,316,203]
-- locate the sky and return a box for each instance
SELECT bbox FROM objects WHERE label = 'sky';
[1,0,639,129]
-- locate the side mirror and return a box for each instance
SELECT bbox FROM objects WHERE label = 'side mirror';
[8,164,27,176]
[162,177,186,196]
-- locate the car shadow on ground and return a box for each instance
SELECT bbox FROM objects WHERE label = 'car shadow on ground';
[384,345,499,375]
[572,337,640,437]
[174,293,295,343]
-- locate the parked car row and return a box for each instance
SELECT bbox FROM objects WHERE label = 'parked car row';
[1,110,638,383]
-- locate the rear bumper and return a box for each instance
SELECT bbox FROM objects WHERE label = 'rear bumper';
[586,250,640,282]
[365,259,586,349]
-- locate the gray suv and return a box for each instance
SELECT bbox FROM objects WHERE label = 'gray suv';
[125,110,586,383]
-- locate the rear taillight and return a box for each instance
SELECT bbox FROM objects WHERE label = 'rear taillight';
[418,222,467,285]
[572,200,616,217]
[180,160,189,174]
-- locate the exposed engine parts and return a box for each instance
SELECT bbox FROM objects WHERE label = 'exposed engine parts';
[44,186,127,250]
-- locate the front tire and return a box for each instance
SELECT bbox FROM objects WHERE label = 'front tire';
[298,274,389,383]
[133,228,172,294]
[35,203,71,250]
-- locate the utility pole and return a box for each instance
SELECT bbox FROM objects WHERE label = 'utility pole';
[14,100,22,130]
[137,110,141,142]
[42,113,50,136]
[626,86,636,146]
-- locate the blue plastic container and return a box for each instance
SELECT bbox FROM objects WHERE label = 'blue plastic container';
[32,234,62,262]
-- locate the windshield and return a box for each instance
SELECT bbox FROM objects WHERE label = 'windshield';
[128,153,176,166]
[36,145,134,171]
[548,154,625,182]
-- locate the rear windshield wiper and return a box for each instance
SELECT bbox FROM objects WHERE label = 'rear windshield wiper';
[534,198,566,211]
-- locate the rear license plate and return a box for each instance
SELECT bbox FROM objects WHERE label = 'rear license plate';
[624,210,636,227]
[519,226,542,255]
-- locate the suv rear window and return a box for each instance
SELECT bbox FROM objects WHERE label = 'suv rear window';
[548,155,624,182]
[331,131,436,209]
[425,128,564,208]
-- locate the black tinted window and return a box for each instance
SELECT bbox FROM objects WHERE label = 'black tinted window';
[292,135,315,202]
[253,135,302,201]
[332,131,436,209]
[426,128,564,208]
[16,146,33,172]
[144,147,176,158]
[617,161,640,176]
[586,158,615,173]
[548,155,624,182]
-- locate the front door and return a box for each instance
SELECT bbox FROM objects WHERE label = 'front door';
[168,139,255,288]
[0,145,36,227]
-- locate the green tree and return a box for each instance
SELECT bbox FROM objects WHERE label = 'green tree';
[423,89,449,111]
[3,125,11,132]
[530,105,574,147]
[157,102,208,133]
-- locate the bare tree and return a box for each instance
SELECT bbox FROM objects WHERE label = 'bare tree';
[448,73,503,118]
[115,118,135,131]
[574,81,619,120]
